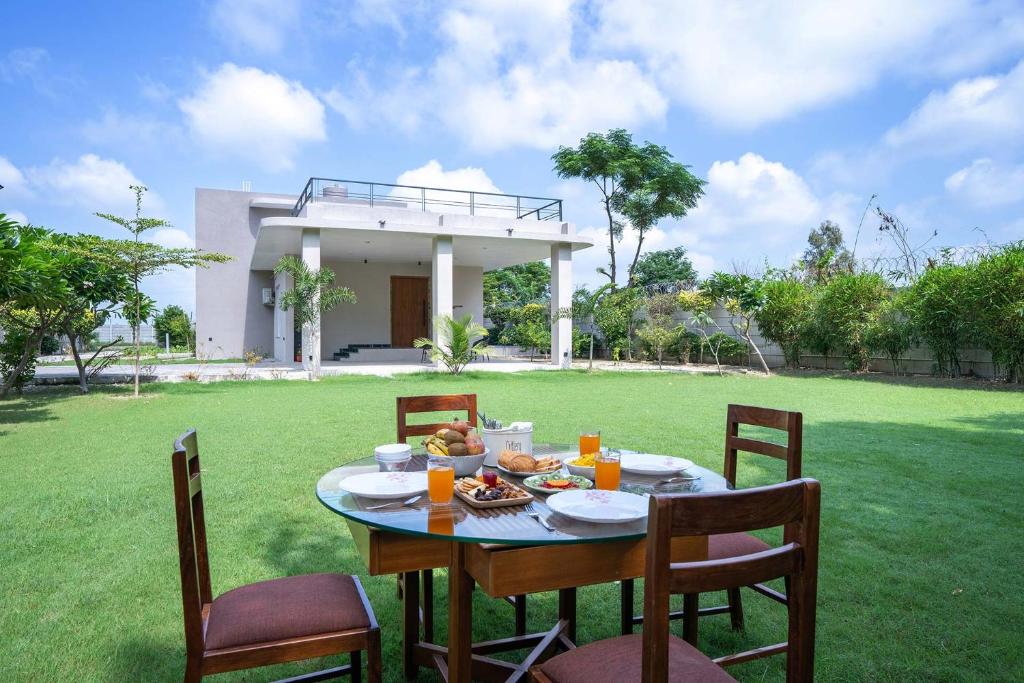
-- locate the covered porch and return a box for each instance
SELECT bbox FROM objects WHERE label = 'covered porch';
[250,202,591,370]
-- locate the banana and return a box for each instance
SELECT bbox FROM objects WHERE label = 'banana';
[422,434,450,455]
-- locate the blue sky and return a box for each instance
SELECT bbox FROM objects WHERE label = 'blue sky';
[2,0,1023,315]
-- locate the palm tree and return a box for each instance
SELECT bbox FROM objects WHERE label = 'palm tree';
[274,256,356,380]
[414,314,488,375]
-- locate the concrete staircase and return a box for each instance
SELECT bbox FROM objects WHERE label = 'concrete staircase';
[331,344,425,363]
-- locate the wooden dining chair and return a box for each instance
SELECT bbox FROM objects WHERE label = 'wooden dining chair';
[172,430,381,682]
[395,394,530,640]
[532,478,821,683]
[620,403,803,636]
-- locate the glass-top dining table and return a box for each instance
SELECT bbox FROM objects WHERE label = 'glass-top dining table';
[316,444,729,682]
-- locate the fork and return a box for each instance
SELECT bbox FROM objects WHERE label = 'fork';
[365,495,421,511]
[525,503,555,532]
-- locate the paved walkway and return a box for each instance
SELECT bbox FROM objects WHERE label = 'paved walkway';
[33,358,565,383]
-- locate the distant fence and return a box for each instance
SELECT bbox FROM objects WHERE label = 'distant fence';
[94,324,156,344]
[668,305,1000,378]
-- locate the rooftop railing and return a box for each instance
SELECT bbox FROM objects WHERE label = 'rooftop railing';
[291,177,562,221]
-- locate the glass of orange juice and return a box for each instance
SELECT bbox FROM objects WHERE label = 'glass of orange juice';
[579,429,601,457]
[427,455,455,504]
[595,449,621,491]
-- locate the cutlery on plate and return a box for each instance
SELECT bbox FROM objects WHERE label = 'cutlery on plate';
[657,473,702,485]
[365,495,421,511]
[525,503,555,532]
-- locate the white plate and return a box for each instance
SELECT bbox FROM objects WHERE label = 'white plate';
[546,489,649,524]
[338,472,429,499]
[620,453,694,475]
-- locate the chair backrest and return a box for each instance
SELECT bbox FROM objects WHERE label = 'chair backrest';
[171,430,213,657]
[396,394,478,443]
[642,479,820,682]
[724,404,803,486]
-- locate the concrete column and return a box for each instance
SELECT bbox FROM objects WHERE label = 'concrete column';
[301,229,321,373]
[273,269,295,363]
[432,236,454,366]
[550,242,573,368]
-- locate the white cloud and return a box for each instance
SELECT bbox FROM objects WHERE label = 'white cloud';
[885,60,1024,151]
[0,156,29,196]
[595,0,1024,128]
[179,63,326,171]
[81,109,179,148]
[395,160,501,194]
[26,154,159,212]
[209,0,301,54]
[326,0,666,151]
[945,158,1024,207]
[149,228,195,249]
[6,210,28,225]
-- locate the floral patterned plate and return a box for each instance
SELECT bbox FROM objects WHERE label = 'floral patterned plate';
[338,472,429,499]
[545,489,649,524]
[521,473,593,494]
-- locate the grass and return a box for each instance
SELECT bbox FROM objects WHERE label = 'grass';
[1,371,1022,682]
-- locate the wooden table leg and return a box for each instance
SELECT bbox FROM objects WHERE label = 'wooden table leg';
[620,578,634,635]
[448,543,474,683]
[558,588,577,643]
[422,569,434,643]
[402,571,420,680]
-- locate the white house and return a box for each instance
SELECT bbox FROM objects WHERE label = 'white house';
[194,178,592,368]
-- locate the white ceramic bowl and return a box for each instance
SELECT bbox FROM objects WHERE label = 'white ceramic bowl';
[564,461,596,480]
[447,449,489,477]
[375,443,412,471]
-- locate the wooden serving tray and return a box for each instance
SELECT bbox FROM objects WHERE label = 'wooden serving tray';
[455,480,534,509]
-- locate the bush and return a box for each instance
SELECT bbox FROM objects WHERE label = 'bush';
[594,288,643,357]
[970,243,1024,382]
[906,264,974,376]
[699,332,746,365]
[867,293,916,375]
[40,335,61,355]
[669,329,700,363]
[812,273,888,371]
[154,305,195,350]
[756,278,812,368]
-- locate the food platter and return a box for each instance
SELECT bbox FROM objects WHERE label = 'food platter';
[496,450,562,477]
[454,475,534,509]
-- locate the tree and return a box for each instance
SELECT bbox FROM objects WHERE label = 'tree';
[593,287,643,360]
[756,277,813,369]
[553,129,705,286]
[636,295,679,370]
[702,272,771,374]
[505,303,550,361]
[570,283,615,370]
[631,247,698,289]
[96,186,231,396]
[154,305,195,350]
[801,220,855,284]
[866,292,916,376]
[814,272,889,371]
[414,314,488,375]
[483,262,550,331]
[971,243,1024,382]
[274,255,356,380]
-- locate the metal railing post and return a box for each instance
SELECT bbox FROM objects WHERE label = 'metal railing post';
[421,188,426,211]
[370,183,375,207]
[516,196,521,219]
[470,192,475,216]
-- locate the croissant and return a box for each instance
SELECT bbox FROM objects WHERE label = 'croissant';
[509,454,535,472]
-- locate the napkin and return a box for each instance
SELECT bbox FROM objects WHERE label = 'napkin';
[508,421,533,431]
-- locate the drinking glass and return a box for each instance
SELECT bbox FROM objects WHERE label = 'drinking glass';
[579,429,601,457]
[595,449,621,491]
[427,455,455,504]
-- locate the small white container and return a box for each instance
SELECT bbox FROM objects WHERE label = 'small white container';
[481,422,533,466]
[375,443,412,472]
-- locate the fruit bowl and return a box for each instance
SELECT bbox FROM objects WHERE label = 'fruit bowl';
[449,449,489,477]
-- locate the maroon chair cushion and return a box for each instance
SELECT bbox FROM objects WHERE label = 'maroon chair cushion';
[205,573,370,651]
[707,532,770,560]
[537,633,735,682]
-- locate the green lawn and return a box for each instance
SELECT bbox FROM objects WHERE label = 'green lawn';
[2,371,1022,682]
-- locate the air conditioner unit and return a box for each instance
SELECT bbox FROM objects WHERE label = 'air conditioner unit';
[262,288,275,306]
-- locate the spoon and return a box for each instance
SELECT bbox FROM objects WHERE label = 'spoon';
[365,495,421,511]
[657,474,702,485]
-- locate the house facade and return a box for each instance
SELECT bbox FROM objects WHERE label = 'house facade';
[194,178,592,368]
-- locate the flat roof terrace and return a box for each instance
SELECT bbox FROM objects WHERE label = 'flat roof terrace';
[291,177,563,222]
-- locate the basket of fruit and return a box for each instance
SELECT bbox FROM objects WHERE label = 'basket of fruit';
[421,419,489,477]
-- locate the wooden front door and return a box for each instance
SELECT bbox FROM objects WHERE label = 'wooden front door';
[391,276,429,347]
